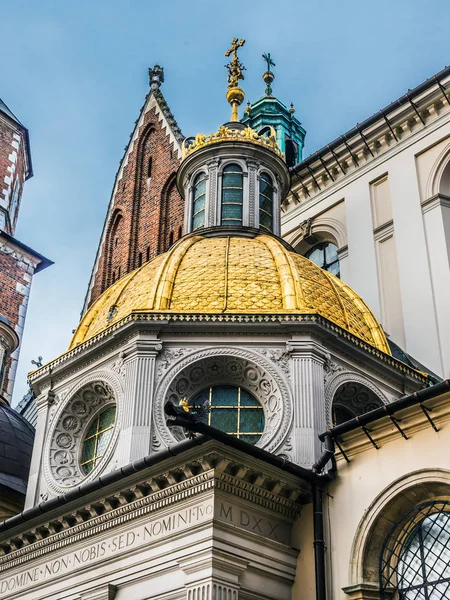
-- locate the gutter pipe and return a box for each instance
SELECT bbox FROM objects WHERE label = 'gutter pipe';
[319,379,450,442]
[169,418,335,600]
[290,65,450,175]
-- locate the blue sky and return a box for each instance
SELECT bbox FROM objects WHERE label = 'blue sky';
[3,0,450,404]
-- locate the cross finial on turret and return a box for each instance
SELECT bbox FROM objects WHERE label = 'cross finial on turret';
[262,52,276,96]
[224,38,246,122]
[148,65,165,92]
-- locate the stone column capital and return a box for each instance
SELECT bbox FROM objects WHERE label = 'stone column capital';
[286,339,330,364]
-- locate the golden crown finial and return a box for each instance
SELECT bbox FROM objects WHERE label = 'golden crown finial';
[225,38,246,122]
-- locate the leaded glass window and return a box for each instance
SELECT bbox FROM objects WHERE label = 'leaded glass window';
[192,172,207,230]
[221,164,243,226]
[80,405,116,474]
[259,173,274,232]
[305,242,340,278]
[191,385,264,444]
[380,501,450,599]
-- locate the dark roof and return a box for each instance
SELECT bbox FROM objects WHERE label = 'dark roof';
[387,338,441,384]
[0,231,53,273]
[0,98,33,179]
[0,98,24,128]
[0,314,11,327]
[291,64,450,173]
[0,403,35,495]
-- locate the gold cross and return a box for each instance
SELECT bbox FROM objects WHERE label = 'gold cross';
[225,38,245,60]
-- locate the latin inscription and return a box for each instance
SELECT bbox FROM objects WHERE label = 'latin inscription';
[217,500,290,545]
[0,501,214,598]
[0,500,290,597]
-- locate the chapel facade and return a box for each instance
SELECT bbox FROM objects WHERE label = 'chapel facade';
[1,41,450,600]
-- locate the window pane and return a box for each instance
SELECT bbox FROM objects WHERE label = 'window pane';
[212,386,238,406]
[191,385,264,445]
[325,242,339,263]
[81,405,116,475]
[259,196,273,214]
[306,246,324,267]
[99,406,116,430]
[193,195,205,213]
[223,188,243,203]
[97,428,114,456]
[194,179,206,199]
[193,211,205,229]
[211,408,238,432]
[240,410,264,433]
[223,164,242,173]
[81,436,95,465]
[260,212,272,229]
[223,172,243,188]
[240,390,260,406]
[222,204,242,219]
[327,262,340,277]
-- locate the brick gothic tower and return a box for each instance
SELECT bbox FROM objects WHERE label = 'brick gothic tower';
[0,98,51,403]
[82,66,185,312]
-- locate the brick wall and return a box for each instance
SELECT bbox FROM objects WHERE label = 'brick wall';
[88,101,184,305]
[0,240,37,402]
[0,116,27,235]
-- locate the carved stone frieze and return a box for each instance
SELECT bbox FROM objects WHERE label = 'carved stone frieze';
[156,348,193,380]
[257,348,290,375]
[154,346,292,453]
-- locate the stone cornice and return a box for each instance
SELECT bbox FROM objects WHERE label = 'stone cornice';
[421,193,450,214]
[284,77,450,223]
[0,444,305,570]
[28,313,427,386]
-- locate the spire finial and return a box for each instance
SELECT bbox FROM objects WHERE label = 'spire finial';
[148,65,164,91]
[262,52,275,96]
[224,38,246,122]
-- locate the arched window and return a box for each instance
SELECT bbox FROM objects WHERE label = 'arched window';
[178,226,182,239]
[221,164,243,226]
[192,172,207,230]
[332,382,384,426]
[147,156,153,179]
[305,242,340,277]
[80,405,117,475]
[380,500,450,599]
[259,173,274,232]
[146,246,150,262]
[168,231,174,248]
[190,385,264,445]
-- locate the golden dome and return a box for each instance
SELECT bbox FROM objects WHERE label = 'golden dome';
[70,233,390,354]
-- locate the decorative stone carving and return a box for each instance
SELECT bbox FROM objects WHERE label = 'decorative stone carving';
[111,352,126,379]
[258,348,290,375]
[44,371,124,494]
[324,359,344,384]
[156,348,192,380]
[154,346,292,453]
[324,370,388,427]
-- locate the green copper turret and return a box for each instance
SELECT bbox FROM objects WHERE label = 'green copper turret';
[241,53,306,168]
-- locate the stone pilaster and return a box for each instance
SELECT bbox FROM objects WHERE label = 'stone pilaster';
[116,336,162,466]
[287,338,328,467]
[180,552,247,600]
[206,158,219,227]
[24,389,55,509]
[247,160,258,228]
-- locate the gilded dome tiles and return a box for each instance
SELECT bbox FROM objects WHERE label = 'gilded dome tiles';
[69,233,390,355]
